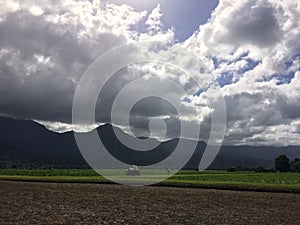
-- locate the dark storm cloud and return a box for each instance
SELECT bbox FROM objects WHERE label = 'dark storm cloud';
[0,7,127,122]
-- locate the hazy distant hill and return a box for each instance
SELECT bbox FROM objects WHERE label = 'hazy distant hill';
[0,116,299,169]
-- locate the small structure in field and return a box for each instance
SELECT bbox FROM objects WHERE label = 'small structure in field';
[167,168,171,174]
[126,165,140,176]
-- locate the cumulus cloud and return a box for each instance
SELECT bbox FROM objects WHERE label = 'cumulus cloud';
[0,0,300,146]
[184,0,300,146]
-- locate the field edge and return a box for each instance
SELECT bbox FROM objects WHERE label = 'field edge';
[1,175,300,194]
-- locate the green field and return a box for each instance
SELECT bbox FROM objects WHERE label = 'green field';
[0,169,299,193]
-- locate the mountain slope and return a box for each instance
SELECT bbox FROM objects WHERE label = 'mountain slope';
[0,116,299,169]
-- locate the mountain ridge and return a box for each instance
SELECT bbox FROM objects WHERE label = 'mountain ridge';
[0,116,299,169]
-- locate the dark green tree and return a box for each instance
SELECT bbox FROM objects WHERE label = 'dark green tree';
[290,158,300,172]
[292,158,300,163]
[275,155,290,172]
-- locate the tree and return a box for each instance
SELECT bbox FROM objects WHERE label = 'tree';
[275,155,290,172]
[290,158,300,172]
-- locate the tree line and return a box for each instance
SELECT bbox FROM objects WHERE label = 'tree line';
[275,155,300,172]
[226,155,300,172]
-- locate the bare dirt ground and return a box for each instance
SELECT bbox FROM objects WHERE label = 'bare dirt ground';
[0,181,299,225]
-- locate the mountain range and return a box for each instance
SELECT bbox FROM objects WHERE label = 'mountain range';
[0,116,299,169]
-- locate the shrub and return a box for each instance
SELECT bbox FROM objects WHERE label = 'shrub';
[227,166,238,172]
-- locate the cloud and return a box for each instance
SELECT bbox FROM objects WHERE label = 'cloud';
[224,1,282,47]
[35,120,102,133]
[184,0,300,146]
[291,120,300,133]
[145,4,164,35]
[0,0,173,122]
[0,0,299,146]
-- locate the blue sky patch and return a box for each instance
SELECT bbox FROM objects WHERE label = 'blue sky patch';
[285,54,300,70]
[237,58,260,75]
[217,71,234,87]
[275,71,297,85]
[259,71,297,85]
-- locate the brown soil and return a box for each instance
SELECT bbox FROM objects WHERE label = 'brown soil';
[0,181,299,225]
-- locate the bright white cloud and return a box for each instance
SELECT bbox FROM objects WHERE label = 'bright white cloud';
[184,0,300,146]
[36,120,102,133]
[145,4,163,34]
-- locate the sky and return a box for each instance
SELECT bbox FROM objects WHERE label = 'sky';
[0,0,299,146]
[104,0,219,41]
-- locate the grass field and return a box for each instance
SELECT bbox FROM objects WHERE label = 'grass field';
[0,169,299,193]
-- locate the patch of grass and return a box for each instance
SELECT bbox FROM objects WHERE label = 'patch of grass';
[170,171,300,185]
[0,175,110,184]
[0,169,99,177]
[0,169,299,193]
[160,180,300,193]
